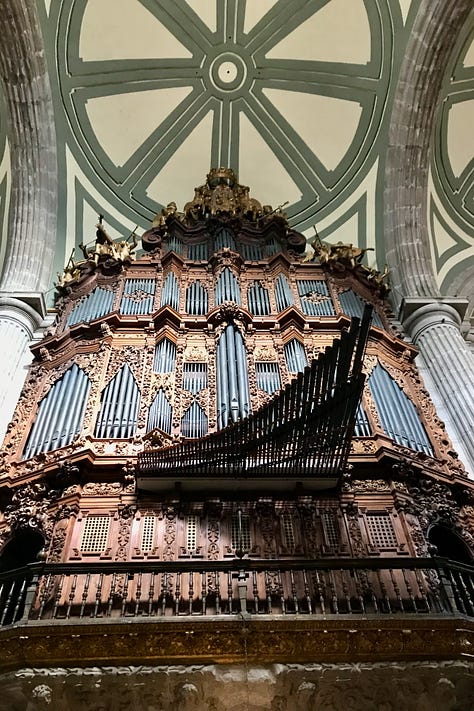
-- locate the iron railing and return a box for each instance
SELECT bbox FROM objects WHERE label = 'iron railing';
[0,557,473,627]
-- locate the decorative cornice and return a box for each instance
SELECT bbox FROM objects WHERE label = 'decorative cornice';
[0,617,472,673]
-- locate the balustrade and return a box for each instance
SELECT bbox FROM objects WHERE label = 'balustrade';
[0,558,473,627]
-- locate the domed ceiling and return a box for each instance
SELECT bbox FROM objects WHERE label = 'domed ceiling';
[0,0,473,306]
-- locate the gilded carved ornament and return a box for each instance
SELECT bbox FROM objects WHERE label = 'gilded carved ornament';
[56,218,138,294]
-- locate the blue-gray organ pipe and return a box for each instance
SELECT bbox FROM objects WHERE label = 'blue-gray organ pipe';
[114,365,134,438]
[284,339,307,373]
[51,364,85,450]
[247,282,270,316]
[215,268,241,305]
[214,228,235,251]
[369,364,433,454]
[39,366,75,453]
[59,370,90,448]
[297,280,335,316]
[217,325,250,428]
[217,326,229,429]
[95,365,139,439]
[186,280,208,315]
[161,272,180,311]
[67,288,114,327]
[120,279,156,316]
[275,274,294,311]
[225,324,240,422]
[183,362,207,394]
[154,339,176,373]
[181,402,208,438]
[188,243,207,260]
[255,362,281,395]
[339,289,384,328]
[165,236,183,255]
[235,328,251,419]
[266,239,280,256]
[241,243,263,260]
[147,389,172,434]
[23,365,91,459]
[354,404,371,436]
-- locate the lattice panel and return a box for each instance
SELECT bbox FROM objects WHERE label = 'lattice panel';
[232,514,251,551]
[186,515,198,551]
[366,514,398,549]
[322,512,340,548]
[141,516,155,552]
[81,516,110,552]
[281,513,295,549]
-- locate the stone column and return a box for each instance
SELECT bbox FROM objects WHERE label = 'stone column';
[0,295,49,442]
[401,298,474,474]
[0,1,58,442]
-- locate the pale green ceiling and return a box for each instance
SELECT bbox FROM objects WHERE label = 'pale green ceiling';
[0,0,473,303]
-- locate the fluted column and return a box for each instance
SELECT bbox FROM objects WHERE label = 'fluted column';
[0,0,57,293]
[0,296,49,442]
[402,299,474,474]
[0,1,58,442]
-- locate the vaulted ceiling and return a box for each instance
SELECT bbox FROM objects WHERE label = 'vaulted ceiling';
[0,0,473,316]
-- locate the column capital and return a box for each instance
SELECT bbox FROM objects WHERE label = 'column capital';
[399,297,469,343]
[0,292,48,334]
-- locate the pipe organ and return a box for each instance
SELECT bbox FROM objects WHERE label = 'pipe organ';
[1,169,473,678]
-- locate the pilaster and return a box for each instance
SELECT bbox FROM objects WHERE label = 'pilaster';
[0,294,49,442]
[400,297,474,474]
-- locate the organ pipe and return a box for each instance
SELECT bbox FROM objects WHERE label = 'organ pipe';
[368,364,433,455]
[154,339,176,373]
[67,287,114,327]
[275,274,294,311]
[23,365,91,459]
[186,281,208,315]
[95,365,139,439]
[161,272,180,311]
[247,282,270,315]
[297,280,335,316]
[339,289,384,328]
[120,279,156,315]
[215,268,241,305]
[147,389,172,434]
[285,339,307,373]
[217,325,250,429]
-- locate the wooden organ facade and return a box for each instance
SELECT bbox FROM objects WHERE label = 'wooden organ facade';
[0,169,474,677]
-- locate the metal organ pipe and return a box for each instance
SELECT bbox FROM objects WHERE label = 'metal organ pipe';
[247,282,270,316]
[368,364,433,454]
[23,365,91,459]
[217,325,250,428]
[297,280,335,316]
[275,274,294,311]
[67,287,114,327]
[225,324,240,423]
[147,389,172,434]
[186,281,208,315]
[217,327,229,429]
[161,273,180,311]
[41,366,75,452]
[215,268,241,305]
[154,339,176,373]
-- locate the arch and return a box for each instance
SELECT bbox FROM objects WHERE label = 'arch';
[428,524,473,563]
[384,0,472,308]
[0,527,45,572]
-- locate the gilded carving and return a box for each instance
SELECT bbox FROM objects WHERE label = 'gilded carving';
[82,482,122,496]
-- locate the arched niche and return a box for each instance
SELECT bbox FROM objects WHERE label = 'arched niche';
[428,524,473,564]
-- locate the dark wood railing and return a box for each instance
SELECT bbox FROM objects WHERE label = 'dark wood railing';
[0,557,473,626]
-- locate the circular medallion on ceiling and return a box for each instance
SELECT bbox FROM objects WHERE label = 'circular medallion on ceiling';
[209,52,248,92]
[56,0,394,231]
